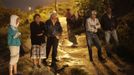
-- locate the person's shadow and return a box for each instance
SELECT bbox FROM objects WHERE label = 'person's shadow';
[109,55,126,73]
[50,61,69,75]
[92,62,104,75]
[100,62,117,75]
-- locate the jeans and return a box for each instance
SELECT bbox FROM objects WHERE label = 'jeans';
[105,29,119,56]
[87,32,102,60]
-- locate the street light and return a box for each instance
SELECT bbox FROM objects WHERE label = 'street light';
[28,6,32,11]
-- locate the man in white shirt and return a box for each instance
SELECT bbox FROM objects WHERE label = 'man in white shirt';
[86,10,105,62]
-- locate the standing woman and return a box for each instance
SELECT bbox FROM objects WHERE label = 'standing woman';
[30,14,46,68]
[8,15,21,75]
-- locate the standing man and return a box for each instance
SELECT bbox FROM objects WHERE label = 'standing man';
[86,10,105,62]
[101,7,119,58]
[43,11,63,65]
[65,9,78,47]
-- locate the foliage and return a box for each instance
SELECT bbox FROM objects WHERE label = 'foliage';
[76,0,109,17]
[76,0,134,58]
[111,0,134,17]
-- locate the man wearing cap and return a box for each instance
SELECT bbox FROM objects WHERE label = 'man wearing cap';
[86,10,105,62]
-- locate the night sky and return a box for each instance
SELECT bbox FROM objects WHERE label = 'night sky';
[1,0,68,11]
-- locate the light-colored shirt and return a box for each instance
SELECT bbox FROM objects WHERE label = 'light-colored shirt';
[86,18,101,33]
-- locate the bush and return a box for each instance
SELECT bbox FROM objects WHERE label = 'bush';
[71,68,88,75]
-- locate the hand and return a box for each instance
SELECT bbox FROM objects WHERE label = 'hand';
[14,32,21,39]
[96,23,99,25]
[37,33,43,36]
[97,28,102,32]
[56,34,62,39]
[17,32,21,36]
[110,27,115,31]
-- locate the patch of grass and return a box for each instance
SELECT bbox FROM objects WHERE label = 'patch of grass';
[71,67,89,75]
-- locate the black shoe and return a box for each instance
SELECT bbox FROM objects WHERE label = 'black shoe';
[37,64,41,68]
[107,54,112,58]
[50,61,56,69]
[50,67,57,75]
[98,57,106,63]
[53,58,59,62]
[43,58,47,62]
[42,60,48,66]
[107,52,112,58]
[55,59,59,62]
[33,65,38,69]
[57,64,69,73]
[90,58,93,62]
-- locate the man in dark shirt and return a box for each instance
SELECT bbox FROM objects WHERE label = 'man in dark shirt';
[101,7,119,58]
[43,12,63,64]
[65,9,78,47]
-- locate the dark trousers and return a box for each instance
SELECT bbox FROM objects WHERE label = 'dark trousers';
[68,31,78,44]
[46,37,59,61]
[87,32,102,60]
[67,25,78,45]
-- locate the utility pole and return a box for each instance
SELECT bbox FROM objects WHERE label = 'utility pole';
[55,0,57,11]
[0,0,3,7]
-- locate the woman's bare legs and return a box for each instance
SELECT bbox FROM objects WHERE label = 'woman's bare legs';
[33,59,37,66]
[37,59,41,68]
[9,65,13,75]
[14,64,17,74]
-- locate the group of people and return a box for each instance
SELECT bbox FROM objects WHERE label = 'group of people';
[7,7,119,75]
[8,11,62,75]
[66,7,119,62]
[30,12,63,69]
[86,7,119,62]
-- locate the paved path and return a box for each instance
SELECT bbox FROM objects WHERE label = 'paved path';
[22,17,133,75]
[55,17,133,75]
